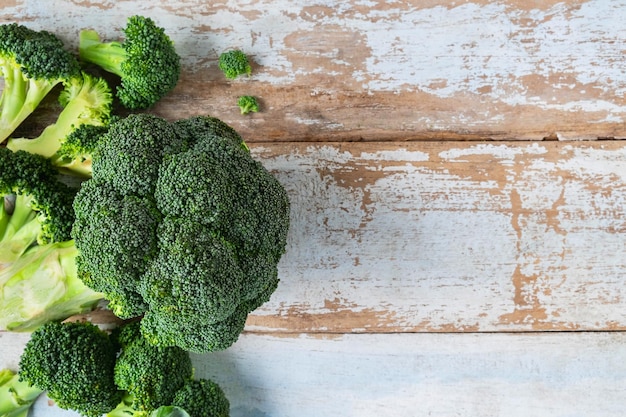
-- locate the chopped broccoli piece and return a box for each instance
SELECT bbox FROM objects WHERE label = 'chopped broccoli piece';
[6,72,113,176]
[218,50,251,79]
[237,95,259,114]
[78,15,180,109]
[0,368,43,417]
[0,23,81,142]
[112,322,193,413]
[72,114,290,353]
[171,379,230,417]
[18,321,122,417]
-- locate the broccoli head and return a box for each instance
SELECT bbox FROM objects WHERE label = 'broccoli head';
[171,379,230,417]
[72,114,290,353]
[0,147,76,263]
[72,180,160,319]
[218,49,251,79]
[18,321,122,417]
[0,23,81,142]
[78,15,180,109]
[112,322,193,413]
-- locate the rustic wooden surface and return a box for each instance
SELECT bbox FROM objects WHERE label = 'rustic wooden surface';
[1,1,626,416]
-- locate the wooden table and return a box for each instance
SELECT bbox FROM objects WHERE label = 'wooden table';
[1,1,625,416]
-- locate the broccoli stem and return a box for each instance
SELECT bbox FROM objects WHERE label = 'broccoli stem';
[0,369,43,417]
[0,65,59,142]
[0,240,104,331]
[0,194,41,264]
[78,30,126,77]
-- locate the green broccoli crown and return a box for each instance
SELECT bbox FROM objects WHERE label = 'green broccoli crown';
[112,322,193,413]
[237,95,259,115]
[0,23,80,81]
[218,49,251,79]
[0,147,76,256]
[0,23,81,142]
[72,114,290,352]
[171,379,230,417]
[92,113,184,196]
[18,321,122,417]
[72,180,160,319]
[78,15,180,110]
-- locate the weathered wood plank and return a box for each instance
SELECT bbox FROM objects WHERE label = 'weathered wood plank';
[247,140,626,333]
[2,0,626,141]
[2,332,625,417]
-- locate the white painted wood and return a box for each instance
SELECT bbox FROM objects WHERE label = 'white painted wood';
[246,141,626,332]
[3,332,626,417]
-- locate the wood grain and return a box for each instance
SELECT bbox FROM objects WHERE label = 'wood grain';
[246,141,626,333]
[2,0,626,141]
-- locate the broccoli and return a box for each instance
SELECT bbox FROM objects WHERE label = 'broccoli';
[171,379,230,417]
[0,239,103,332]
[112,322,193,413]
[0,23,81,142]
[0,368,43,417]
[18,321,122,417]
[72,113,290,353]
[237,95,259,115]
[6,72,113,176]
[52,121,111,177]
[0,147,104,331]
[78,15,180,109]
[0,147,76,263]
[218,50,251,79]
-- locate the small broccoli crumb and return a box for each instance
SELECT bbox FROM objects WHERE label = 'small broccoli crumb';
[218,49,251,79]
[237,95,259,115]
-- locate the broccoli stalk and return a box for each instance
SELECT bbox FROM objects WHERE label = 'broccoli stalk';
[0,368,43,417]
[78,15,180,109]
[6,72,112,165]
[0,23,81,142]
[0,240,104,332]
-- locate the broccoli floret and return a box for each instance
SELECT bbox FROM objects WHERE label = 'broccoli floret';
[6,72,113,175]
[237,95,259,115]
[112,322,193,413]
[0,368,43,417]
[18,321,122,417]
[78,15,180,109]
[218,49,251,79]
[72,180,160,319]
[91,113,185,196]
[0,147,77,263]
[171,379,230,417]
[0,23,81,142]
[72,114,290,353]
[0,239,103,332]
[52,121,111,177]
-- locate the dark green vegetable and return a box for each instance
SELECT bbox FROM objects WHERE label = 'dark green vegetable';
[6,72,113,177]
[0,23,81,142]
[78,15,180,109]
[218,49,251,79]
[18,321,122,417]
[171,379,230,417]
[72,113,290,353]
[237,95,259,114]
